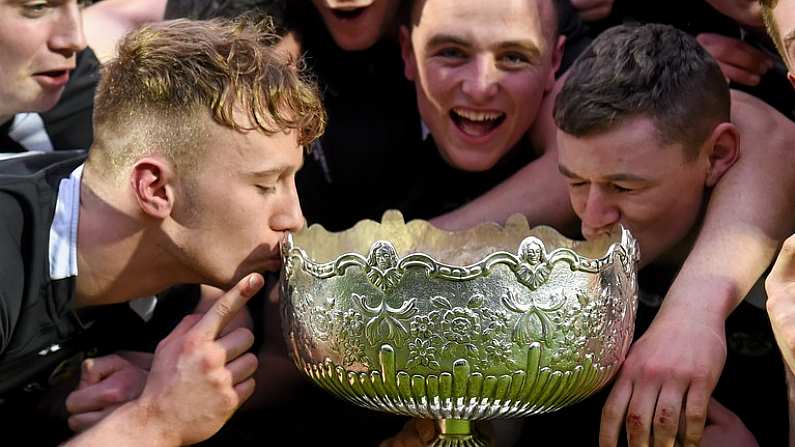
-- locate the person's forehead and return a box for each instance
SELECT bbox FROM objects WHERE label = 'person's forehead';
[413,0,549,42]
[558,120,684,175]
[199,116,298,170]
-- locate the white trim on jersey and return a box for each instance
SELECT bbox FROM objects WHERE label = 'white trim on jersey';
[49,164,82,280]
[9,113,54,152]
[47,164,158,321]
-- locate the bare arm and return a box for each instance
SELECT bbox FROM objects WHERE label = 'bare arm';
[82,0,167,64]
[661,90,795,325]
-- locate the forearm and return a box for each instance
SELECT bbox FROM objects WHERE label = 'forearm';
[430,148,578,233]
[62,400,174,447]
[658,91,795,322]
[82,0,168,63]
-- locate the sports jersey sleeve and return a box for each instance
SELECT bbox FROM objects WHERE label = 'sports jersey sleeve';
[0,192,25,354]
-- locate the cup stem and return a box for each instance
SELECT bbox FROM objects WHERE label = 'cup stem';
[431,418,489,447]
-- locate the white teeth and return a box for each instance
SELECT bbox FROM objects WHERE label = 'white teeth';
[453,108,503,122]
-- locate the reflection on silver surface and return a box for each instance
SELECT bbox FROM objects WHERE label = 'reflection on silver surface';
[280,211,639,445]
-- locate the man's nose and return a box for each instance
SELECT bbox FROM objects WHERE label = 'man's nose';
[581,188,620,238]
[272,182,305,234]
[49,3,87,56]
[461,55,499,103]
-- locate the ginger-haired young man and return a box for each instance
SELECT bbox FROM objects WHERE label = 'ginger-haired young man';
[0,17,325,446]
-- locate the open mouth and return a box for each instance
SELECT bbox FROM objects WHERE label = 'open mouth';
[450,107,506,138]
[32,69,70,87]
[330,6,368,20]
[37,70,68,78]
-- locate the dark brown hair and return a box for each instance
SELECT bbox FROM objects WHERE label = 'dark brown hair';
[554,23,729,158]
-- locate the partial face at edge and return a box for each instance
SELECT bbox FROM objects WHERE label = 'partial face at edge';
[166,114,306,289]
[0,0,86,119]
[312,0,401,51]
[704,0,764,27]
[557,117,713,267]
[402,0,561,172]
[769,0,795,87]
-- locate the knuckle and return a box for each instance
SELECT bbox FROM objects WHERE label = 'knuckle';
[241,352,259,369]
[100,387,125,404]
[639,363,664,379]
[221,387,238,409]
[601,402,623,422]
[213,300,234,320]
[67,416,81,432]
[653,406,677,432]
[625,412,645,433]
[200,348,225,372]
[783,235,795,253]
[686,405,708,424]
[684,430,704,445]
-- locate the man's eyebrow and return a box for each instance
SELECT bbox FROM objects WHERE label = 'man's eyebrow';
[558,165,649,183]
[558,164,580,178]
[603,173,650,182]
[248,159,304,178]
[497,40,542,58]
[427,33,470,49]
[248,168,283,178]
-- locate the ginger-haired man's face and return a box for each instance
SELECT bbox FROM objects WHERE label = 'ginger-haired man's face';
[164,115,305,289]
[558,117,733,267]
[0,0,86,120]
[312,0,401,51]
[401,0,562,172]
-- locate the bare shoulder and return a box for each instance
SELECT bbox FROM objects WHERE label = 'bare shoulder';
[730,89,795,153]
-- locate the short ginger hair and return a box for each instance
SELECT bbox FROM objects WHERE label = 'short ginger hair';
[89,16,326,179]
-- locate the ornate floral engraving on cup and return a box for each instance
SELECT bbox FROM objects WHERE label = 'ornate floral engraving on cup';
[280,211,639,446]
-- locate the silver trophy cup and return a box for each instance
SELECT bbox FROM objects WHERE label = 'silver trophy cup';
[280,211,639,446]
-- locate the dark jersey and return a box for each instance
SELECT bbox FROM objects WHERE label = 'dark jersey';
[0,152,196,397]
[0,152,204,445]
[0,48,99,152]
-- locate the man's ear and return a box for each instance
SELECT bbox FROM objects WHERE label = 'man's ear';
[129,157,175,219]
[704,122,740,187]
[400,25,418,81]
[545,35,566,92]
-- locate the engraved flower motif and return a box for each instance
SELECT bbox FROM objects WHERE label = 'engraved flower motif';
[407,337,440,369]
[482,337,514,368]
[410,315,436,339]
[341,309,365,336]
[439,307,482,345]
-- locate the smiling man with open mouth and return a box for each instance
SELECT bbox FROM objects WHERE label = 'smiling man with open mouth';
[400,0,563,173]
